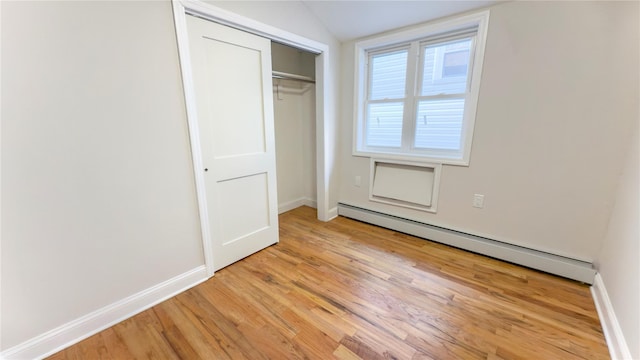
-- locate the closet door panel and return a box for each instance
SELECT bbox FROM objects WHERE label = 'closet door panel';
[187,14,279,271]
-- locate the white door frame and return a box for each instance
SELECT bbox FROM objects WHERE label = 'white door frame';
[172,0,331,277]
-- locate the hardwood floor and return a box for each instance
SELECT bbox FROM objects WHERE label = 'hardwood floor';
[48,206,609,359]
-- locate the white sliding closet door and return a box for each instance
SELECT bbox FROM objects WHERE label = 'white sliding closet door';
[186,15,279,271]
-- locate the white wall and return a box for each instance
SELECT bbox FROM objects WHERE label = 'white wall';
[595,123,639,359]
[1,1,204,350]
[338,1,639,261]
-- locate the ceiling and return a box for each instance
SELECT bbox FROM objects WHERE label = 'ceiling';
[300,1,501,41]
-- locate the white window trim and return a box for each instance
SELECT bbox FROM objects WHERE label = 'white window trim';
[353,10,490,166]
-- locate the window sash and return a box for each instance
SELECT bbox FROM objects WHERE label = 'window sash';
[366,46,410,101]
[364,101,405,148]
[413,96,467,151]
[363,34,474,155]
[418,36,475,98]
[364,43,415,151]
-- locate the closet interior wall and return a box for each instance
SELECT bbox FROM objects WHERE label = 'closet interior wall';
[271,42,317,214]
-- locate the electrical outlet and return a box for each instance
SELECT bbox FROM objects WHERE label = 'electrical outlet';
[473,194,485,208]
[355,176,361,187]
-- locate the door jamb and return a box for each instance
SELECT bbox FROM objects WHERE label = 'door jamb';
[172,0,331,277]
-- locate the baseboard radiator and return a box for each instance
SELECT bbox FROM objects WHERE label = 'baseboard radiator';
[337,203,596,284]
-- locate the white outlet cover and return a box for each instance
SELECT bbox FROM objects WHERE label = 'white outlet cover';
[473,194,485,208]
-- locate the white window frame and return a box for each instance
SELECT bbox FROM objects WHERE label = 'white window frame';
[353,10,490,166]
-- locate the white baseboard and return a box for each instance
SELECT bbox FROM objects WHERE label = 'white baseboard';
[338,203,596,284]
[327,206,338,221]
[1,266,208,360]
[278,197,317,214]
[591,273,632,360]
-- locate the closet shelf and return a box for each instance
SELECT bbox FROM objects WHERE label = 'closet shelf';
[272,71,315,84]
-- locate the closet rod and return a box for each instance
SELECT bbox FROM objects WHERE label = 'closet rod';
[272,71,315,84]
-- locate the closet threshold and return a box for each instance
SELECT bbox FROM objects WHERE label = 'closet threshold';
[272,71,315,84]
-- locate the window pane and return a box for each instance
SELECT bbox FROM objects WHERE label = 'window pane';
[421,38,472,96]
[414,99,464,150]
[369,50,408,100]
[366,102,404,147]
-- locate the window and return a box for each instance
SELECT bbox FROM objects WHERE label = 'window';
[353,11,490,165]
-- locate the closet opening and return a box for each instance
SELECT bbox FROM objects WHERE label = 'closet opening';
[271,42,318,216]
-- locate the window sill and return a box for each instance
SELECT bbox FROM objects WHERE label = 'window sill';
[353,149,470,167]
